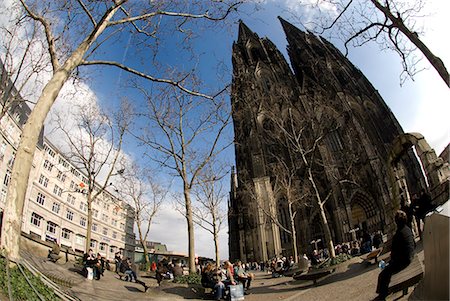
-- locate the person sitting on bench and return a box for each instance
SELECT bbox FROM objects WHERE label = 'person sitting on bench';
[201,263,225,300]
[47,243,61,263]
[234,260,254,290]
[375,210,415,300]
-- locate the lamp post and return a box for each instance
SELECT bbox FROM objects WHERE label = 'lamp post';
[310,239,322,252]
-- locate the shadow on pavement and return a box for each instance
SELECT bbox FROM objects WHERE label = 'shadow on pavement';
[124,285,144,292]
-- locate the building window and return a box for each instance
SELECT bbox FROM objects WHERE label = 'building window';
[57,171,66,182]
[30,212,43,227]
[79,202,87,212]
[46,221,57,234]
[80,217,87,227]
[70,167,80,178]
[52,202,60,214]
[99,243,106,251]
[102,227,108,236]
[90,240,96,248]
[43,159,53,172]
[120,223,125,230]
[38,174,49,187]
[93,209,98,218]
[112,231,117,239]
[109,246,115,254]
[101,213,108,222]
[0,141,7,161]
[70,180,76,190]
[3,170,11,186]
[62,228,71,240]
[121,235,125,242]
[36,192,46,205]
[92,223,98,232]
[53,184,63,197]
[66,209,74,221]
[327,131,343,152]
[59,157,69,168]
[67,194,75,205]
[75,234,85,245]
[7,153,15,168]
[0,188,7,204]
[111,219,117,227]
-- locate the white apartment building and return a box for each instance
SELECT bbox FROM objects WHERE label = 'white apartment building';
[0,62,135,261]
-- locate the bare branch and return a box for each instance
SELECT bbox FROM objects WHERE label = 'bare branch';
[80,60,213,99]
[108,2,243,26]
[76,0,97,27]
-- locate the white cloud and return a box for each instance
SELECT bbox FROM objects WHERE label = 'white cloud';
[147,202,230,260]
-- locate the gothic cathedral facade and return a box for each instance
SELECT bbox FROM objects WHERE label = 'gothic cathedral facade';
[228,18,426,262]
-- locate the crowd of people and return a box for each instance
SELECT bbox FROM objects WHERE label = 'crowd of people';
[82,248,107,280]
[200,260,255,300]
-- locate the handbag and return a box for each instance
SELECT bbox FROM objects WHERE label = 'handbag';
[229,283,244,301]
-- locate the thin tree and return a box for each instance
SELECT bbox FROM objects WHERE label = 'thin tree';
[191,164,227,265]
[0,0,244,261]
[242,162,308,263]
[131,86,231,273]
[0,16,49,121]
[293,0,448,86]
[52,100,129,252]
[118,164,166,269]
[269,159,309,264]
[268,107,337,259]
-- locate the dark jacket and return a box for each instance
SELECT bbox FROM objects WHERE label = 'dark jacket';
[390,224,415,267]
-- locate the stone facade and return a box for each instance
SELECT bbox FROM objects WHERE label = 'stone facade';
[228,19,428,262]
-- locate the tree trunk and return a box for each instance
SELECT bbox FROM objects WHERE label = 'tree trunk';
[1,67,75,261]
[288,202,298,263]
[307,165,336,259]
[212,216,220,265]
[0,4,120,261]
[85,193,93,253]
[136,219,151,269]
[183,186,196,274]
[371,0,449,87]
[319,202,336,258]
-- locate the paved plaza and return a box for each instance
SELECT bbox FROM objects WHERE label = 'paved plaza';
[61,245,424,301]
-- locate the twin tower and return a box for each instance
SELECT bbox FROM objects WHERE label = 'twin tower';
[228,18,426,262]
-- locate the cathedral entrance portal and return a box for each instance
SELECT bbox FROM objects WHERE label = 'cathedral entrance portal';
[349,191,383,236]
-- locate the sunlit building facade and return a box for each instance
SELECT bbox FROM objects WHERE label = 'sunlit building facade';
[0,60,135,261]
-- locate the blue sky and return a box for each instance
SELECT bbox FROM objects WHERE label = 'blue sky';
[81,0,449,260]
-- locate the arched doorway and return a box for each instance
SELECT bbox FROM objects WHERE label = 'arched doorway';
[349,191,383,235]
[388,133,449,209]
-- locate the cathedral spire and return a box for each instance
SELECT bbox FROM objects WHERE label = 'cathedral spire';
[237,20,259,43]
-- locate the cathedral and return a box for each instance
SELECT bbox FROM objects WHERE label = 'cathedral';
[227,18,443,262]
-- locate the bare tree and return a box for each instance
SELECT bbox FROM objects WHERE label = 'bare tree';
[51,99,129,252]
[131,86,231,273]
[0,0,245,261]
[0,13,49,121]
[269,160,309,263]
[118,164,166,269]
[191,164,227,265]
[266,107,337,259]
[289,0,448,86]
[242,160,307,263]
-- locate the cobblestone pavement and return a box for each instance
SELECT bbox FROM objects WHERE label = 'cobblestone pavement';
[38,242,423,301]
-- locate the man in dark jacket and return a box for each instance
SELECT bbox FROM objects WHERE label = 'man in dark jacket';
[375,210,415,300]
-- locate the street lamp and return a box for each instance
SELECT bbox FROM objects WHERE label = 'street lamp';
[310,239,322,252]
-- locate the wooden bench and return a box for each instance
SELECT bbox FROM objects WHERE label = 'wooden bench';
[363,248,383,265]
[292,267,334,285]
[388,255,424,296]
